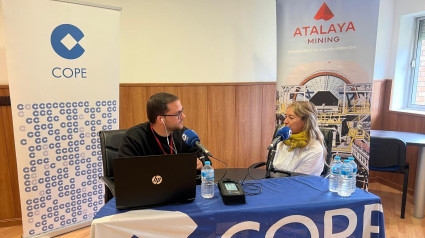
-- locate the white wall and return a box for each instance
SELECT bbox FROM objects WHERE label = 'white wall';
[385,0,425,110]
[373,0,425,82]
[373,0,395,80]
[5,0,419,85]
[389,0,425,79]
[0,0,276,84]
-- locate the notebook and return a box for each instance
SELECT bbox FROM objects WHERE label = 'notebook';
[113,153,198,210]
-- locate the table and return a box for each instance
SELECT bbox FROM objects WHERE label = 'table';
[371,130,425,218]
[91,175,385,238]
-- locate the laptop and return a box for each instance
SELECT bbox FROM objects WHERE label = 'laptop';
[113,153,198,210]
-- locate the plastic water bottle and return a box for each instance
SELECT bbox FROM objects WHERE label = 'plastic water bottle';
[328,156,342,192]
[348,157,358,194]
[201,161,214,198]
[338,159,353,197]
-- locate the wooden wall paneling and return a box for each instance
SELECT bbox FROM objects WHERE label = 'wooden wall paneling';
[177,86,208,146]
[0,107,16,220]
[371,80,385,130]
[0,106,21,226]
[119,85,179,129]
[119,86,146,129]
[144,86,178,126]
[0,86,9,96]
[260,84,277,162]
[397,113,422,133]
[3,107,20,219]
[234,85,263,168]
[383,79,392,114]
[381,80,394,129]
[207,86,236,168]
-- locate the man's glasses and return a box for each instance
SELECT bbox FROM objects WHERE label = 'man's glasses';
[161,108,184,120]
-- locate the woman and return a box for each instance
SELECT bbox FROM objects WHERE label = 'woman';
[272,101,326,176]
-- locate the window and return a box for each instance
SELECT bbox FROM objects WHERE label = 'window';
[409,17,425,108]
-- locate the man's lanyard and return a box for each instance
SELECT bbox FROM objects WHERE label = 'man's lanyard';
[150,123,173,155]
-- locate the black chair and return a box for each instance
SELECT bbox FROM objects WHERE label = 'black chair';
[369,136,409,219]
[250,126,333,178]
[320,127,334,177]
[99,129,127,203]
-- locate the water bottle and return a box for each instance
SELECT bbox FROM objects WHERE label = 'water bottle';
[348,157,358,194]
[328,156,342,192]
[201,161,214,198]
[338,159,353,197]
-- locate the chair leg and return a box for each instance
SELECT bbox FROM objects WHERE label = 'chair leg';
[104,186,113,203]
[401,166,409,219]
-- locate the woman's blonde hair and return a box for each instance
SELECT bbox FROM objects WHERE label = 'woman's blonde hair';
[287,101,327,156]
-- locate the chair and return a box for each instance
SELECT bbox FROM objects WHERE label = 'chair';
[250,126,333,178]
[320,127,334,177]
[369,136,409,219]
[99,129,127,203]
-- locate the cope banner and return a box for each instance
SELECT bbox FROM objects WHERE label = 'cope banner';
[2,0,120,237]
[276,0,379,189]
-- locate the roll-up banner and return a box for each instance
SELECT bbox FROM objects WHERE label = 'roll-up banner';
[2,0,120,237]
[276,0,379,189]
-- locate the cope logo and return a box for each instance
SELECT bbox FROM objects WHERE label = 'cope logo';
[51,24,85,59]
[50,24,87,79]
[152,175,163,185]
[182,134,188,142]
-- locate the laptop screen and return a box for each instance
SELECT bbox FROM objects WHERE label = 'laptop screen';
[113,153,198,210]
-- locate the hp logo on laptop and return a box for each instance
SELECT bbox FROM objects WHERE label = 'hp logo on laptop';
[152,175,163,185]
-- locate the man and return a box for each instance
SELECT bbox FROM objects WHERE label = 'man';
[118,92,204,170]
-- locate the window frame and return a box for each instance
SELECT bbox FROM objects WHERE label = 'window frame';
[407,16,425,110]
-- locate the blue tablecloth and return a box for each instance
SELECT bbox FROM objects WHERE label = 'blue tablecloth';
[91,175,385,237]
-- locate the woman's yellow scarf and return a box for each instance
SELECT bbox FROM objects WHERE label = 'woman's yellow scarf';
[283,130,309,151]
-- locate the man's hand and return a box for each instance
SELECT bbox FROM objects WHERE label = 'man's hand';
[196,158,203,170]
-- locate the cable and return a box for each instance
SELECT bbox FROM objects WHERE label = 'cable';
[241,182,262,196]
[240,168,263,196]
[206,155,263,195]
[162,120,177,154]
[207,154,228,181]
[247,165,267,180]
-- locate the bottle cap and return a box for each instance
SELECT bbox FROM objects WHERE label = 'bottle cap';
[344,159,350,163]
[205,161,211,165]
[348,157,354,160]
[334,156,341,160]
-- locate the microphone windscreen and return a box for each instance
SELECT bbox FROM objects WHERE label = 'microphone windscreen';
[182,129,200,146]
[276,126,292,140]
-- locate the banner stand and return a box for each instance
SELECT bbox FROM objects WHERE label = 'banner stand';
[276,0,379,189]
[2,0,121,237]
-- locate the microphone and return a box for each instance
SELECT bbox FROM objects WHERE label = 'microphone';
[267,126,292,150]
[182,129,212,156]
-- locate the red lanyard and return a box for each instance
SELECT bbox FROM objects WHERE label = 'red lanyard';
[150,124,173,155]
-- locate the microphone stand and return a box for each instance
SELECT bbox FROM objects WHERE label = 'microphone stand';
[266,146,292,177]
[265,148,276,178]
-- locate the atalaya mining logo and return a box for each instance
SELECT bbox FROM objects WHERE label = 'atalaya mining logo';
[293,2,356,45]
[314,2,334,21]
